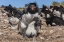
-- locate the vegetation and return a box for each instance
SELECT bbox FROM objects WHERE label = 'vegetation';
[52,1,60,6]
[61,1,64,6]
[52,1,64,7]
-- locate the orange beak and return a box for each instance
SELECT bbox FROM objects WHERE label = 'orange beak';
[31,7,35,10]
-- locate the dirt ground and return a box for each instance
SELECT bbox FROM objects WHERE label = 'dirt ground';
[0,12,64,42]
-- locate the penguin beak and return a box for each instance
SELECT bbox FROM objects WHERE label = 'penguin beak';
[31,7,35,10]
[31,5,36,11]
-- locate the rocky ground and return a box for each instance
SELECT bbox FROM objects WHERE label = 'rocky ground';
[0,12,64,42]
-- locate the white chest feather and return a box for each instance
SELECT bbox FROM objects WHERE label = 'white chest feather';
[62,14,64,20]
[8,17,19,25]
[22,13,40,25]
[47,14,50,18]
[26,21,37,36]
[53,10,61,17]
[20,21,27,29]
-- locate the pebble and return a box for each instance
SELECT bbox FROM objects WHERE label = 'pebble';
[10,25,18,30]
[4,19,9,23]
[40,36,45,40]
[56,35,61,38]
[40,30,46,33]
[0,32,3,35]
[58,28,62,30]
[1,21,4,22]
[3,26,7,29]
[50,30,54,34]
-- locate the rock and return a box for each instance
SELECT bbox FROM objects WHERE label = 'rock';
[0,16,3,19]
[8,27,11,29]
[10,25,18,30]
[0,13,2,16]
[4,19,9,23]
[50,30,54,34]
[39,36,45,40]
[0,32,3,35]
[40,30,46,33]
[3,26,7,29]
[2,13,6,16]
[59,28,62,30]
[48,35,61,39]
[1,21,4,23]
[56,35,61,38]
